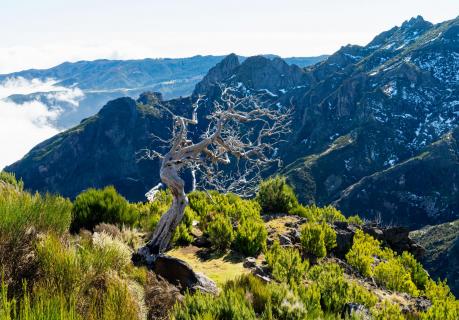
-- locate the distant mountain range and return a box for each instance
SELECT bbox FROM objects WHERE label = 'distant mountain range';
[7,15,459,228]
[0,55,327,128]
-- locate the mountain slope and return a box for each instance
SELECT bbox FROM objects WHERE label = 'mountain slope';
[6,16,459,230]
[411,220,459,296]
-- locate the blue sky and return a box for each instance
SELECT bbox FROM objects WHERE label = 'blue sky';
[0,0,458,73]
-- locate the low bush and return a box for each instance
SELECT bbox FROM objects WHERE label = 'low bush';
[374,258,419,296]
[307,263,377,313]
[172,207,196,246]
[207,214,234,252]
[0,171,23,190]
[234,217,267,256]
[347,215,364,225]
[290,204,346,223]
[372,300,404,320]
[71,186,138,232]
[0,187,72,240]
[256,176,298,214]
[345,229,381,277]
[265,241,308,285]
[300,222,336,258]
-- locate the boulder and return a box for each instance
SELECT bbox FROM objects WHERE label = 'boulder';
[153,254,218,294]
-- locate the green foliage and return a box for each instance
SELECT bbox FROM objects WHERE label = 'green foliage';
[188,190,265,256]
[0,171,23,191]
[256,176,298,214]
[290,204,346,223]
[71,186,138,232]
[307,263,377,313]
[207,214,234,252]
[346,229,435,298]
[234,217,267,256]
[399,251,429,290]
[371,300,404,320]
[188,191,261,231]
[420,280,459,320]
[347,215,364,225]
[172,207,195,246]
[300,222,336,258]
[36,234,82,296]
[173,275,310,320]
[0,186,72,241]
[265,241,308,285]
[345,229,381,277]
[374,259,419,296]
[135,190,171,232]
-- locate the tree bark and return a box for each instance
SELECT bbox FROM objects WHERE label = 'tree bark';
[148,163,188,254]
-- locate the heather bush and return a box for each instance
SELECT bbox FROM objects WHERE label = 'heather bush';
[300,222,336,258]
[234,217,267,256]
[290,204,346,223]
[265,241,308,285]
[345,229,381,277]
[307,263,377,313]
[256,176,298,214]
[207,214,234,251]
[172,207,195,246]
[0,186,72,240]
[372,300,404,320]
[71,186,138,232]
[0,171,23,190]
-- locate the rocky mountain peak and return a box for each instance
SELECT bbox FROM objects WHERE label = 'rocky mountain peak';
[137,91,163,105]
[193,53,240,94]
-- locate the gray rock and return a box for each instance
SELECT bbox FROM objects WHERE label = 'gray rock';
[153,254,218,295]
[342,303,371,320]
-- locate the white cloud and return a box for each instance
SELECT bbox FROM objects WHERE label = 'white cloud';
[0,77,83,170]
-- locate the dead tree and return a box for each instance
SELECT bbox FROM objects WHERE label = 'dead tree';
[135,85,292,264]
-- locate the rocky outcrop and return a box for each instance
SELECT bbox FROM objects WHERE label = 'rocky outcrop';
[152,254,218,294]
[332,221,425,259]
[193,53,240,95]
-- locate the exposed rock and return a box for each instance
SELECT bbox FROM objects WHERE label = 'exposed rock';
[152,254,218,294]
[243,257,258,269]
[332,222,425,259]
[342,303,371,320]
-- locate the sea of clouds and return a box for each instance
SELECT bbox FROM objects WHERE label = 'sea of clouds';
[0,77,83,170]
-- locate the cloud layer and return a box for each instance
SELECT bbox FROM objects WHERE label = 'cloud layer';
[0,77,82,170]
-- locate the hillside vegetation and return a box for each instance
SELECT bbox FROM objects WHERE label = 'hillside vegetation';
[0,173,458,319]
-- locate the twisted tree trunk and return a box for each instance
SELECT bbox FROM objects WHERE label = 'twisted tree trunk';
[133,155,188,266]
[147,164,188,254]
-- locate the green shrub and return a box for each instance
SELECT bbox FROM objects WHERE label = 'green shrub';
[345,229,380,277]
[172,207,195,246]
[36,234,82,296]
[256,176,298,214]
[372,300,404,320]
[188,191,261,231]
[0,186,72,240]
[234,217,267,256]
[399,251,429,290]
[135,190,172,232]
[307,263,377,313]
[300,222,336,258]
[301,223,326,258]
[265,241,308,285]
[420,280,459,320]
[374,258,419,296]
[207,214,234,251]
[347,215,364,225]
[0,171,23,190]
[71,186,138,232]
[1,280,81,320]
[290,204,346,223]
